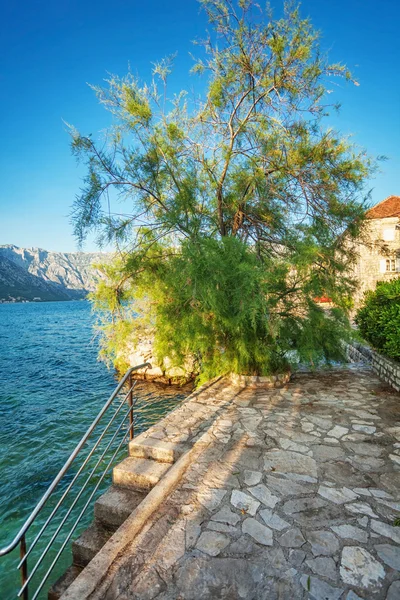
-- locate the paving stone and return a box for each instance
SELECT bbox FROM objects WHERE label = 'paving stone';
[263,449,318,477]
[265,475,313,498]
[278,527,306,548]
[312,445,346,462]
[340,546,385,589]
[346,592,363,600]
[306,556,337,580]
[185,518,202,549]
[353,487,371,497]
[242,517,273,546]
[300,575,343,600]
[195,531,230,556]
[331,524,368,543]
[307,530,340,556]
[230,489,260,516]
[211,505,241,526]
[370,488,393,499]
[345,502,379,518]
[374,543,400,570]
[197,488,227,511]
[226,535,259,556]
[327,425,349,438]
[370,519,400,544]
[386,580,400,600]
[279,438,311,454]
[248,483,279,508]
[318,485,358,505]
[259,509,290,531]
[207,521,237,535]
[345,441,384,457]
[288,548,306,567]
[307,416,333,430]
[352,424,376,434]
[243,470,262,486]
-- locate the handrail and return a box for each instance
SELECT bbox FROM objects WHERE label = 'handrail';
[0,362,151,599]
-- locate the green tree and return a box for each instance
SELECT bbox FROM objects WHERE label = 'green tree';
[355,279,400,360]
[71,0,374,382]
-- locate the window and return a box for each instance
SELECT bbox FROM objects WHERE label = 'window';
[386,259,396,272]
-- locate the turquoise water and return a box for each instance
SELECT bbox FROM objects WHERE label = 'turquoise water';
[0,301,191,599]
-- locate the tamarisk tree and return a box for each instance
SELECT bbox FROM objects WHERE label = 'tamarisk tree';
[71,0,374,381]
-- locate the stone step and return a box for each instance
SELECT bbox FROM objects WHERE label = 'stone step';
[72,521,113,568]
[113,456,171,491]
[48,565,82,600]
[129,437,186,463]
[94,485,145,530]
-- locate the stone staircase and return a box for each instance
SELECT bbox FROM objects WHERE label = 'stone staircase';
[48,438,184,599]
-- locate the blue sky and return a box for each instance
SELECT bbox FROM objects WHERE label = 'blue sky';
[0,0,399,252]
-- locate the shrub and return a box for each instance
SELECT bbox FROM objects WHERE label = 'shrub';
[355,278,400,360]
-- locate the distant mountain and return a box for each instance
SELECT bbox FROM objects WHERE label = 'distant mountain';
[0,245,111,302]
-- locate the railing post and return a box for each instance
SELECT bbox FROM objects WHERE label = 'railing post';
[128,372,134,441]
[20,535,28,600]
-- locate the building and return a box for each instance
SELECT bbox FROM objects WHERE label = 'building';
[353,195,400,305]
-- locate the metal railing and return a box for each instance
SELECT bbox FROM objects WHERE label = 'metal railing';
[0,362,151,600]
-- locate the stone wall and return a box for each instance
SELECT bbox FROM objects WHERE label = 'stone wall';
[347,340,400,392]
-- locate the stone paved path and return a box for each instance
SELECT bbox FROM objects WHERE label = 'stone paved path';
[99,367,400,600]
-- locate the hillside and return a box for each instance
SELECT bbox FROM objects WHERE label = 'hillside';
[0,245,110,302]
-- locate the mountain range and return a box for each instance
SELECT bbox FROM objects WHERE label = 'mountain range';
[0,245,111,302]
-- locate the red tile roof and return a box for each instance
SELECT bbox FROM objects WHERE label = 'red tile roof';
[366,195,400,219]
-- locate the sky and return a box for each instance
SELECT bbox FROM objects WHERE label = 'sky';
[0,0,399,253]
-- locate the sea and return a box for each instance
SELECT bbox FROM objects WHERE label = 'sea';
[0,300,192,599]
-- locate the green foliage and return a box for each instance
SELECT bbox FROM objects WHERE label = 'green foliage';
[71,0,375,381]
[355,279,400,361]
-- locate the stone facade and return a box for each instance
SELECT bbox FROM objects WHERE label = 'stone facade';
[352,197,400,306]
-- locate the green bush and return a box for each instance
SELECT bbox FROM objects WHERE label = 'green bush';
[355,278,400,360]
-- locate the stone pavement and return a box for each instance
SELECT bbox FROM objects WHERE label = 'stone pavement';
[91,367,400,600]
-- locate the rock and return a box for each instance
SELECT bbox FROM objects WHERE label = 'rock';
[387,581,400,600]
[340,546,385,589]
[230,490,260,516]
[242,517,273,546]
[300,575,343,600]
[306,556,337,580]
[259,509,290,531]
[327,425,349,438]
[263,449,318,477]
[211,505,241,526]
[374,543,400,570]
[370,519,400,544]
[248,484,279,508]
[278,527,306,548]
[195,531,230,556]
[345,502,379,518]
[243,470,262,486]
[307,530,339,556]
[318,485,358,505]
[331,524,368,543]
